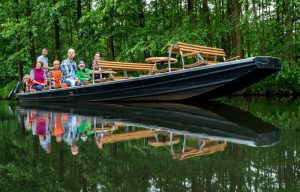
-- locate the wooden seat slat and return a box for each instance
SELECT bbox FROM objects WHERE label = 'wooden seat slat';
[177,42,224,52]
[178,143,227,160]
[98,60,155,72]
[178,47,226,56]
[178,45,225,53]
[170,42,239,68]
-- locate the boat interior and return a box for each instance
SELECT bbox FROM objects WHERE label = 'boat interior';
[24,42,240,92]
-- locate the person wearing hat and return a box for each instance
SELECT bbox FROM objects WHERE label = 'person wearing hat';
[76,60,93,82]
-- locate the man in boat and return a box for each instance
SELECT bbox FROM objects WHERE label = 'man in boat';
[61,48,80,87]
[37,48,51,71]
[30,61,48,91]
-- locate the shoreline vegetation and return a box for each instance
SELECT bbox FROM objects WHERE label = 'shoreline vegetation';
[0,1,299,99]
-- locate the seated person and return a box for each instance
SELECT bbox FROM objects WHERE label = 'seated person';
[91,60,101,80]
[23,74,31,92]
[91,52,110,79]
[50,60,62,88]
[30,61,48,91]
[76,61,93,82]
[61,48,80,87]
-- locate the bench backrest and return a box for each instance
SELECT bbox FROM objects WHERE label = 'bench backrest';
[177,143,227,160]
[173,42,226,57]
[170,42,228,66]
[98,60,156,72]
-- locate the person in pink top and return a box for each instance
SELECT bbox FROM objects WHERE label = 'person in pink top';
[30,61,47,91]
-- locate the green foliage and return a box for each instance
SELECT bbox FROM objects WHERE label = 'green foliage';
[0,0,299,94]
[0,80,17,99]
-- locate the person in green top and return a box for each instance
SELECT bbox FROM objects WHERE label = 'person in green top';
[76,60,93,82]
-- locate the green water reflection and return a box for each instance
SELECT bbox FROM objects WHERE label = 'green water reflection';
[0,99,299,192]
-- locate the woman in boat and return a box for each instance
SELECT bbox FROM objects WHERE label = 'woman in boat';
[91,52,111,79]
[30,61,48,91]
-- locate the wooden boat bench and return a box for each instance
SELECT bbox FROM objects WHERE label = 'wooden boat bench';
[97,60,158,78]
[176,142,227,160]
[99,130,156,144]
[169,42,240,68]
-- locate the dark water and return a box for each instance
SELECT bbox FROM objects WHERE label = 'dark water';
[0,99,299,192]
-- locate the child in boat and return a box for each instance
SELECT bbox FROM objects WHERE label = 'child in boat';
[50,60,62,87]
[76,61,93,82]
[30,61,48,91]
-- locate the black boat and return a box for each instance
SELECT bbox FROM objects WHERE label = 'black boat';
[17,101,281,147]
[16,56,280,102]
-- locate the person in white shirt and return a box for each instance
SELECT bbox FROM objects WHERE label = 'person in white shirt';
[37,48,50,71]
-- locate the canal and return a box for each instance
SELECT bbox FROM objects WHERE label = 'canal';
[0,98,299,191]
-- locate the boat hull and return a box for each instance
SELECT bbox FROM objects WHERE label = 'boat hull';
[16,56,280,102]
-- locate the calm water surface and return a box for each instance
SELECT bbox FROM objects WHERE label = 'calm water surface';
[0,99,299,192]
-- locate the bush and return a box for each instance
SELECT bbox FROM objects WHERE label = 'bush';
[0,80,18,99]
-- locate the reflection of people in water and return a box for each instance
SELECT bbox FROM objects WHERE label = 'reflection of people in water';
[78,117,93,142]
[52,114,64,142]
[35,111,51,154]
[71,141,79,155]
[63,114,79,155]
[95,130,104,149]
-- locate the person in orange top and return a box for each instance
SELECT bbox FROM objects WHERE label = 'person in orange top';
[50,60,62,88]
[52,114,64,142]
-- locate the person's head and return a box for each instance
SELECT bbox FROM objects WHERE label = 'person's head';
[36,61,43,69]
[78,60,85,70]
[71,143,79,155]
[56,135,63,143]
[94,52,101,60]
[94,52,102,64]
[97,142,103,149]
[42,48,48,57]
[68,48,76,60]
[53,60,60,69]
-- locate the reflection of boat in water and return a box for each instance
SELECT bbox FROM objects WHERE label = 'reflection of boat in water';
[17,101,281,150]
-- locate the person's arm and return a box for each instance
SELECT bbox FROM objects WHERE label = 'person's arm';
[43,66,54,70]
[76,71,84,81]
[60,61,68,78]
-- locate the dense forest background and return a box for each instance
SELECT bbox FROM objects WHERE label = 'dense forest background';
[0,0,299,96]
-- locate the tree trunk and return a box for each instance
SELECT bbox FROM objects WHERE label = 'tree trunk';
[77,0,82,21]
[202,0,211,45]
[283,0,293,63]
[187,0,194,31]
[25,0,36,68]
[233,0,243,58]
[138,0,150,59]
[15,0,23,81]
[107,5,115,61]
[54,12,61,60]
[108,36,115,61]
